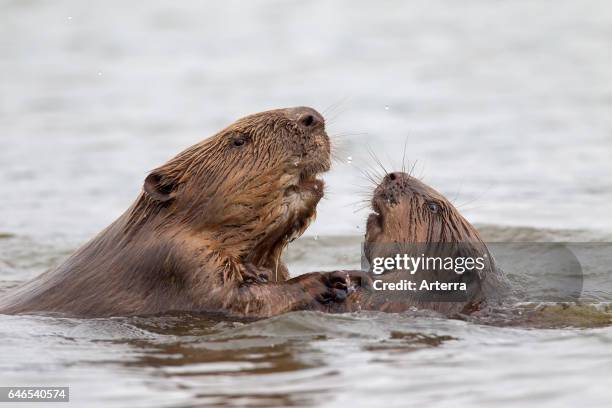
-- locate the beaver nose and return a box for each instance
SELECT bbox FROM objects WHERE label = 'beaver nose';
[288,106,325,129]
[386,172,407,182]
[383,172,413,191]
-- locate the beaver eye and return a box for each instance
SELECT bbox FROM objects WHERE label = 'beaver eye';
[230,133,249,147]
[427,202,440,213]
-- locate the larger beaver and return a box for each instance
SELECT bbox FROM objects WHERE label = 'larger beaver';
[0,107,353,318]
[333,171,508,315]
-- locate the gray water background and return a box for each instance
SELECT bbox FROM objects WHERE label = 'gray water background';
[1,0,612,407]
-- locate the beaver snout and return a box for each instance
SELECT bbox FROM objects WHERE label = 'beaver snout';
[281,106,330,177]
[287,106,325,130]
[374,172,413,205]
[384,172,409,184]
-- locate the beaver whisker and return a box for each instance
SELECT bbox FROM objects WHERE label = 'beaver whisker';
[345,194,373,205]
[353,205,371,214]
[401,137,409,173]
[325,108,349,126]
[322,97,349,116]
[356,167,382,189]
[371,198,383,217]
[365,145,389,178]
[454,182,495,209]
[406,159,419,178]
[330,149,348,165]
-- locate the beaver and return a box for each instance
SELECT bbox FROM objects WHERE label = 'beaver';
[334,171,508,315]
[0,107,353,318]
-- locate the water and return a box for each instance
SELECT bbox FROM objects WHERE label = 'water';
[1,0,612,406]
[1,229,612,407]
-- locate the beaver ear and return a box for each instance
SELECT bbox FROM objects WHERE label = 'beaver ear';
[143,171,177,202]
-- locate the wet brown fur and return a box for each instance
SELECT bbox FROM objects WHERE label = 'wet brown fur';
[336,172,506,315]
[0,107,348,318]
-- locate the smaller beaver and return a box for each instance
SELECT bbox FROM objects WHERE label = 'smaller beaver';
[335,172,507,315]
[0,107,353,318]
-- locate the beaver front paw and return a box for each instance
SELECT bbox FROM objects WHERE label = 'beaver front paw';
[315,272,349,304]
[294,271,365,307]
[317,270,372,303]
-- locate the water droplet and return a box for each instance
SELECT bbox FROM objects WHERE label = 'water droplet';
[384,105,390,110]
[97,71,103,76]
[313,235,319,241]
[347,156,353,164]
[67,16,73,21]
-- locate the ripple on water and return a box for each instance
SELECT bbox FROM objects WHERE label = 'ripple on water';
[2,226,612,407]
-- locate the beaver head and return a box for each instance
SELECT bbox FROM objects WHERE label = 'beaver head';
[364,171,492,276]
[366,172,483,247]
[356,171,495,312]
[132,107,330,282]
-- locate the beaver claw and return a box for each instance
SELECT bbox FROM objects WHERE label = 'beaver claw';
[242,263,272,284]
[310,270,367,305]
